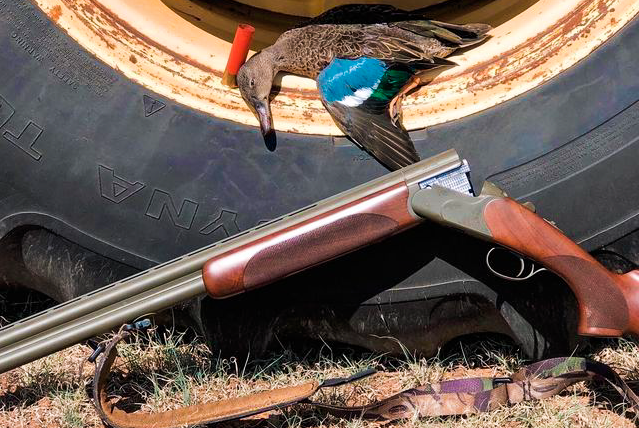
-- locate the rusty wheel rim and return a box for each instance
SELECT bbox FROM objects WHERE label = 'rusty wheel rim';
[35,0,639,135]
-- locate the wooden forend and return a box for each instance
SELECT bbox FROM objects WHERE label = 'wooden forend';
[202,182,419,299]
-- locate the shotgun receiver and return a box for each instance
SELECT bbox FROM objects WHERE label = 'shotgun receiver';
[0,149,637,374]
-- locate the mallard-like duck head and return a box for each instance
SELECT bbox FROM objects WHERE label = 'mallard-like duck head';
[237,51,278,149]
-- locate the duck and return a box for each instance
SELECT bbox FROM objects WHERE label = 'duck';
[237,4,491,171]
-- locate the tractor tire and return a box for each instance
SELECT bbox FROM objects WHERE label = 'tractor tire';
[1,0,638,359]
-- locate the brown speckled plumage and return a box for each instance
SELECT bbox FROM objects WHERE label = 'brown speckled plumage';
[270,23,457,79]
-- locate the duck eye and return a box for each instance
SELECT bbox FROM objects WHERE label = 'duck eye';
[250,78,255,88]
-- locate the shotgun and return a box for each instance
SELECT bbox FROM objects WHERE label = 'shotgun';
[0,149,637,374]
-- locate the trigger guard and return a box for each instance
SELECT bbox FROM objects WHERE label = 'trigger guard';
[485,247,547,281]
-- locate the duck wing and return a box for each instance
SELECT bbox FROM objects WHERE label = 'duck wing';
[297,5,491,48]
[298,4,425,27]
[317,57,451,170]
[357,34,440,63]
[392,20,492,47]
[332,21,489,64]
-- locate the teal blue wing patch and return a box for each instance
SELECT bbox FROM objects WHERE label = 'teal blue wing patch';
[317,57,425,170]
[317,57,456,170]
[318,57,388,106]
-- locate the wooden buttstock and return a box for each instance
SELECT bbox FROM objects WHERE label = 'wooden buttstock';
[484,198,639,337]
[202,182,418,299]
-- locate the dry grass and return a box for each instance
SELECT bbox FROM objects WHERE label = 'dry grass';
[1,321,638,428]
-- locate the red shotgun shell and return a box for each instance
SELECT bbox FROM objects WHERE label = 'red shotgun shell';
[223,23,256,88]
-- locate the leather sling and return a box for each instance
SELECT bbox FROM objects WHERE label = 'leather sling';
[88,328,639,428]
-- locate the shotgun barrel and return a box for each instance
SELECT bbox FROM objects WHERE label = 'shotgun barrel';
[3,146,638,375]
[0,149,463,374]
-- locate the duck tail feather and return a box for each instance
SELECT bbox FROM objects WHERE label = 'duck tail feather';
[429,21,493,46]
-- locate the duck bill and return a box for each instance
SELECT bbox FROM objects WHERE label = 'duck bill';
[253,99,274,140]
